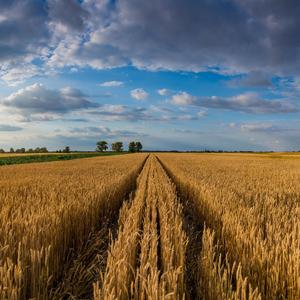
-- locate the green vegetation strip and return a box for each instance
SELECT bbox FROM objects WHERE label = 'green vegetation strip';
[0,152,126,166]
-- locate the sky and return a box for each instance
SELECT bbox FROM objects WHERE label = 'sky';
[0,0,300,151]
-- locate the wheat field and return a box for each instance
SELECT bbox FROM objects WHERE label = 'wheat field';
[0,153,299,299]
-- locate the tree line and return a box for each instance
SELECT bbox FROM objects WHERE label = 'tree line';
[96,141,143,152]
[0,147,49,153]
[0,146,71,154]
[0,141,143,154]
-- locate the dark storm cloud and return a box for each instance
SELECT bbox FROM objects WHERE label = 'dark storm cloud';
[0,0,48,62]
[70,0,300,75]
[1,0,300,80]
[48,0,89,31]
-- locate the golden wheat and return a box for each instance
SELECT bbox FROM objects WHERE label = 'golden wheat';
[1,152,299,300]
[158,153,300,300]
[0,154,147,299]
[95,155,187,300]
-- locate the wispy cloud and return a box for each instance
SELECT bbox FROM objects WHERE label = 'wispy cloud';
[170,91,297,114]
[229,122,295,133]
[98,81,124,87]
[228,71,273,88]
[0,124,23,131]
[51,126,147,141]
[157,88,169,96]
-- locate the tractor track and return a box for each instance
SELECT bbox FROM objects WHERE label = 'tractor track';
[52,154,202,299]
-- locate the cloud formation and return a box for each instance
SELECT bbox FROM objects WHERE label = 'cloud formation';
[98,80,124,87]
[229,122,296,134]
[52,126,147,142]
[2,83,97,116]
[170,92,197,106]
[130,88,149,101]
[0,124,23,131]
[1,0,300,83]
[88,104,205,123]
[157,88,169,96]
[170,91,297,114]
[229,71,273,88]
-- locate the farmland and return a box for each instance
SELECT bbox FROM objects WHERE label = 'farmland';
[0,152,125,166]
[0,153,299,299]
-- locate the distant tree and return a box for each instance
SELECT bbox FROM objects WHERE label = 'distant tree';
[40,147,48,153]
[16,148,26,153]
[136,141,143,152]
[112,142,123,152]
[128,141,136,153]
[27,148,34,153]
[63,146,70,153]
[0,149,5,153]
[10,148,14,153]
[96,140,108,152]
[34,147,41,153]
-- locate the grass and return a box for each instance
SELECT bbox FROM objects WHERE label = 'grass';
[0,152,127,166]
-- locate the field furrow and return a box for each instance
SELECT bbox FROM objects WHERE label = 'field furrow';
[95,155,188,300]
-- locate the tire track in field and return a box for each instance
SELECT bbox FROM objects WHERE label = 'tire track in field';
[156,155,204,300]
[95,155,188,300]
[50,155,149,300]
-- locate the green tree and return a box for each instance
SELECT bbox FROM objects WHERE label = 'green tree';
[16,148,25,153]
[96,140,108,152]
[0,149,5,153]
[136,141,143,152]
[63,146,70,153]
[112,142,123,152]
[40,147,48,153]
[128,141,136,153]
[10,148,14,153]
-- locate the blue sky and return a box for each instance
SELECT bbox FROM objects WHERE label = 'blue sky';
[0,0,300,151]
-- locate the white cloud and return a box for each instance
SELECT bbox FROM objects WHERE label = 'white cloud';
[98,80,124,87]
[0,63,40,86]
[240,123,275,132]
[197,110,207,117]
[157,88,169,96]
[169,92,196,105]
[229,122,294,133]
[2,83,97,117]
[130,88,149,101]
[169,91,297,114]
